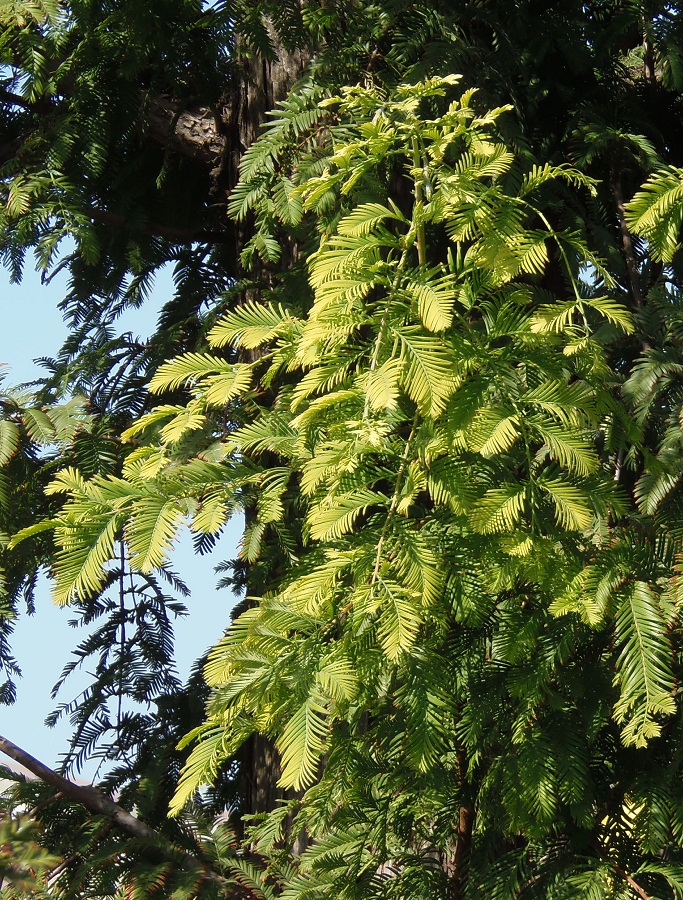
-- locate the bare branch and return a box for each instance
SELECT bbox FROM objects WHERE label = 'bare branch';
[0,734,258,899]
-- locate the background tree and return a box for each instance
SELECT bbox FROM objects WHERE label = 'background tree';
[3,1,683,898]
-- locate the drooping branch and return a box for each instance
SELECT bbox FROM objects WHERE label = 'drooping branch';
[0,734,258,899]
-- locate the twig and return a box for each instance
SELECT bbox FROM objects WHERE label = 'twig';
[613,861,653,900]
[28,790,64,818]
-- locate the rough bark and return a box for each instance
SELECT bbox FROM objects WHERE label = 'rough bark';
[239,732,283,818]
[223,33,310,194]
[143,94,227,170]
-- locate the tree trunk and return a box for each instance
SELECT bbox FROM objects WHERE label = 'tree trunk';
[225,32,309,827]
[239,732,283,817]
[224,31,309,196]
[441,747,475,899]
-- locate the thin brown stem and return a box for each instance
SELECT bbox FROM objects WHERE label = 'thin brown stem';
[614,861,653,900]
[45,850,83,882]
[412,136,427,266]
[591,839,653,900]
[611,173,645,311]
[28,790,64,819]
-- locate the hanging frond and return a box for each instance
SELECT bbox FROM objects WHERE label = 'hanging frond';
[626,166,683,262]
[373,577,423,660]
[307,489,387,542]
[277,689,329,790]
[209,301,300,350]
[125,498,187,572]
[149,352,241,393]
[539,478,593,531]
[613,581,676,747]
[395,328,457,416]
[0,419,19,465]
[469,483,527,534]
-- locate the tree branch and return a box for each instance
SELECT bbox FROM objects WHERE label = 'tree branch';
[143,94,227,167]
[89,208,229,245]
[590,840,653,900]
[0,734,257,899]
[0,86,40,112]
[613,861,653,900]
[611,172,645,310]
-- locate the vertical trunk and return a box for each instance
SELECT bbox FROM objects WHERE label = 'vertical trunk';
[239,732,283,817]
[224,30,309,826]
[642,10,656,85]
[443,748,475,899]
[224,32,309,194]
[611,170,651,356]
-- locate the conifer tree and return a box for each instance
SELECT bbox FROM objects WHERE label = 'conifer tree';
[4,2,683,898]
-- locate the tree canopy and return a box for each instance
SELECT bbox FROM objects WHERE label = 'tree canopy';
[4,2,683,898]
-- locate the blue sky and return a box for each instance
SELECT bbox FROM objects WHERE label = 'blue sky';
[0,258,241,774]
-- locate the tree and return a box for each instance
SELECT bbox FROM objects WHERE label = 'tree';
[4,2,683,898]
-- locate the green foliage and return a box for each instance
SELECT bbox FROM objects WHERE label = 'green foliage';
[6,1,683,897]
[626,167,683,262]
[0,812,60,897]
[17,73,683,898]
